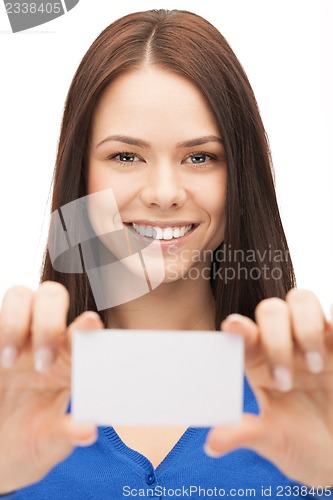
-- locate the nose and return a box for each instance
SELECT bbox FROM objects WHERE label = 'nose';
[140,161,187,210]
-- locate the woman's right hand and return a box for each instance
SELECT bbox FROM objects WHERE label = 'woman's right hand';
[0,281,103,494]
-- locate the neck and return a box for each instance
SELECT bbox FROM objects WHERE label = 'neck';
[107,274,216,331]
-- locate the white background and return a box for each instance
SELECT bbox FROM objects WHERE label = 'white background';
[0,1,332,314]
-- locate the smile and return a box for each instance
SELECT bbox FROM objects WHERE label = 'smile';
[132,223,193,240]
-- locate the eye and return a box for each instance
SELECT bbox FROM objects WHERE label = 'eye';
[108,152,142,165]
[184,152,216,166]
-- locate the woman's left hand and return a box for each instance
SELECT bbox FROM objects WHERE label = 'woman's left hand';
[204,288,333,487]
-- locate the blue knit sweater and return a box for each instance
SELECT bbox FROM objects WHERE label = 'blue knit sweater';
[3,379,331,499]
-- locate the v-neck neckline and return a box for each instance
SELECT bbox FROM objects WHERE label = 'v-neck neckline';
[102,426,208,475]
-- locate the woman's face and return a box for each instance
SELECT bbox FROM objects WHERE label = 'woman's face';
[87,65,227,283]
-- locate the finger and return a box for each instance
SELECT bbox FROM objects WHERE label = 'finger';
[255,298,293,392]
[204,413,267,457]
[31,281,70,373]
[45,310,103,370]
[204,413,293,475]
[37,413,98,470]
[0,286,34,369]
[60,414,98,446]
[66,311,104,354]
[286,289,326,374]
[221,313,259,350]
[53,413,97,446]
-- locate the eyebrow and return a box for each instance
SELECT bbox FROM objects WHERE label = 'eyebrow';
[95,134,223,149]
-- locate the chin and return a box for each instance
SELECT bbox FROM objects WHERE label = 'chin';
[162,263,203,284]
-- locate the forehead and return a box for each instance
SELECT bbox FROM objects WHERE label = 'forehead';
[90,65,220,144]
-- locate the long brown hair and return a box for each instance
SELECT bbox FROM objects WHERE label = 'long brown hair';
[41,9,296,328]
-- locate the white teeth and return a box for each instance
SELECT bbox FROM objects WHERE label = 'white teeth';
[145,226,153,237]
[179,226,186,237]
[155,228,163,239]
[163,228,173,240]
[132,223,193,240]
[173,227,181,238]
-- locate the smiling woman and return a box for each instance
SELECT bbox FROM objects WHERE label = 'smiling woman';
[43,9,295,328]
[1,8,333,499]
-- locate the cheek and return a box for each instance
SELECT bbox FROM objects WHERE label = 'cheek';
[195,172,227,222]
[212,172,227,222]
[210,190,227,220]
[87,163,136,215]
[199,172,227,247]
[87,163,113,195]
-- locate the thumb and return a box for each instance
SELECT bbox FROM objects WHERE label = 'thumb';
[65,310,104,353]
[68,310,104,337]
[37,414,98,472]
[204,413,270,457]
[60,413,98,447]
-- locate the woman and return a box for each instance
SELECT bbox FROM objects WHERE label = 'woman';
[0,9,333,498]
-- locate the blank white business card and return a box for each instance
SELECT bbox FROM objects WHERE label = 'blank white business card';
[71,329,244,427]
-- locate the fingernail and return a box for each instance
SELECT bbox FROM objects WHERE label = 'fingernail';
[203,442,223,458]
[72,428,98,447]
[273,365,293,392]
[305,351,324,374]
[222,314,244,329]
[74,434,98,447]
[0,346,17,369]
[34,347,54,373]
[82,311,100,321]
